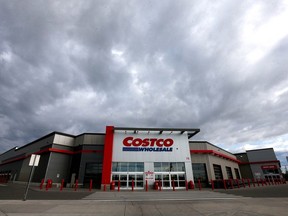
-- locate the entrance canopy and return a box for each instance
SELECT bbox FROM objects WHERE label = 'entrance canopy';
[113,127,200,139]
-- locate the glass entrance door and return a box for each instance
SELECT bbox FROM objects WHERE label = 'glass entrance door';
[112,173,144,189]
[155,172,186,189]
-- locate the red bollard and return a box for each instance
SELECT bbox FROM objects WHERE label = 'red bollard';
[60,179,64,191]
[40,179,44,190]
[230,179,234,189]
[242,179,246,188]
[247,179,250,188]
[236,179,240,188]
[185,180,188,191]
[267,178,271,185]
[211,179,214,191]
[158,180,162,191]
[118,180,120,192]
[172,179,175,191]
[189,180,195,190]
[74,179,79,191]
[145,180,148,192]
[132,179,134,191]
[46,179,52,191]
[198,179,202,190]
[223,179,227,190]
[89,179,93,191]
[252,179,255,187]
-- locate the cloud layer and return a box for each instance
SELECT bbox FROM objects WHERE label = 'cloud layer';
[1,0,288,166]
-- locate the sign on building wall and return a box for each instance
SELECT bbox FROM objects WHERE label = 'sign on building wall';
[112,131,191,163]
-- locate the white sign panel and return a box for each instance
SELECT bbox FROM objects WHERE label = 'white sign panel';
[112,131,191,163]
[29,154,40,167]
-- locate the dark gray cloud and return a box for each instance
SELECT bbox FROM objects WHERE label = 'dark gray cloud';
[1,0,288,166]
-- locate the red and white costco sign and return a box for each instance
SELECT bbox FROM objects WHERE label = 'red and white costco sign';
[112,132,191,163]
[122,137,174,152]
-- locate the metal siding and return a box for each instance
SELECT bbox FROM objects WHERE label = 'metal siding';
[46,152,72,183]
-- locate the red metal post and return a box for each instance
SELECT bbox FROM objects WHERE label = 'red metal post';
[145,180,148,192]
[223,179,227,190]
[118,180,120,192]
[247,179,250,188]
[198,179,202,190]
[74,179,79,191]
[172,179,175,191]
[185,180,188,191]
[252,179,255,187]
[242,179,246,188]
[89,179,93,191]
[230,179,234,189]
[190,180,194,190]
[132,179,134,191]
[158,180,161,191]
[40,179,44,190]
[211,179,214,191]
[60,179,64,191]
[236,179,240,188]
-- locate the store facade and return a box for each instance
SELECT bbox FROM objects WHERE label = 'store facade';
[0,126,282,189]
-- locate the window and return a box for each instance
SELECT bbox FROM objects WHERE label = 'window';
[153,162,185,172]
[85,163,102,174]
[234,168,240,179]
[112,162,144,172]
[213,164,223,180]
[226,166,233,179]
[192,163,208,183]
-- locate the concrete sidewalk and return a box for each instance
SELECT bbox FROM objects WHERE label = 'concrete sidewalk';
[0,196,287,216]
[1,183,288,215]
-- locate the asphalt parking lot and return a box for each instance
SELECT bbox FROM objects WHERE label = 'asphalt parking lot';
[1,182,288,200]
[1,183,288,216]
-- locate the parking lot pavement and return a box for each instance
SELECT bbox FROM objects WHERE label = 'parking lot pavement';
[215,183,288,198]
[1,183,288,215]
[0,197,288,216]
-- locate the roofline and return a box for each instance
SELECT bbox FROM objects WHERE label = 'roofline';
[114,127,200,139]
[189,140,235,156]
[234,148,275,155]
[75,132,105,137]
[15,131,75,151]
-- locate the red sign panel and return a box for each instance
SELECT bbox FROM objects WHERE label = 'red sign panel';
[261,165,277,170]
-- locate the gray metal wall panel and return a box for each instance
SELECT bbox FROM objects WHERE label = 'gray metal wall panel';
[247,149,277,162]
[45,152,72,183]
[78,145,104,183]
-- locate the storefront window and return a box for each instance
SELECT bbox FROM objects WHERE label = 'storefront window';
[192,163,208,183]
[213,164,223,180]
[153,162,185,172]
[234,168,241,179]
[226,166,233,179]
[112,162,144,172]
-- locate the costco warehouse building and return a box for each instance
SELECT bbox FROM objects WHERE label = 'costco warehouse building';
[0,126,282,189]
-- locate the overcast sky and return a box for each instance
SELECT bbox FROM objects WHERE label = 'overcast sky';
[1,0,288,167]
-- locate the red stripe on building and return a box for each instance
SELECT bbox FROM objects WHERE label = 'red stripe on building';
[0,148,103,166]
[190,150,241,163]
[101,126,114,185]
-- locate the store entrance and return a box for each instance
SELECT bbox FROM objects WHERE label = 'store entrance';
[155,172,186,189]
[112,173,144,189]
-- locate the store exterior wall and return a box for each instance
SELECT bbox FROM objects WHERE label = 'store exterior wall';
[77,134,105,188]
[104,127,199,189]
[190,141,241,186]
[247,149,281,180]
